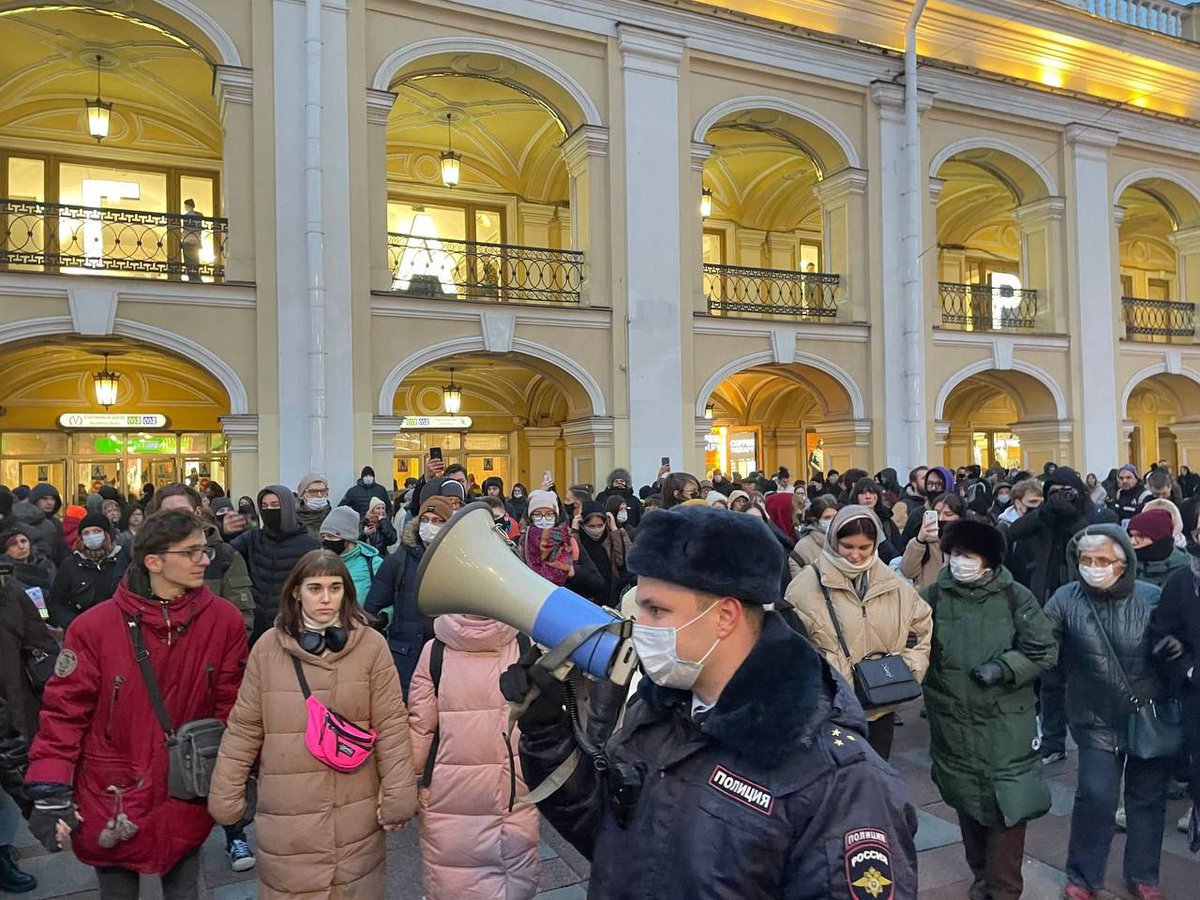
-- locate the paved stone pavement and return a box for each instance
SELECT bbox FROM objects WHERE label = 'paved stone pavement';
[11,698,1200,898]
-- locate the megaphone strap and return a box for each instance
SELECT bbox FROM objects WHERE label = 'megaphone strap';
[518,747,581,806]
[537,618,627,676]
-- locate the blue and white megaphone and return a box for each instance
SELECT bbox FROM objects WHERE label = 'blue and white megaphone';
[413,502,637,683]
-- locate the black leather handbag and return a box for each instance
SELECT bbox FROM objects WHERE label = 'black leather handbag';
[818,569,922,710]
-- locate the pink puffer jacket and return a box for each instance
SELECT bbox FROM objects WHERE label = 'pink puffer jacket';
[408,615,539,900]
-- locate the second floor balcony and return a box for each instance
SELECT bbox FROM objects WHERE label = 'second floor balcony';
[0,199,227,283]
[386,232,583,305]
[1122,296,1196,342]
[704,263,839,319]
[938,282,1040,332]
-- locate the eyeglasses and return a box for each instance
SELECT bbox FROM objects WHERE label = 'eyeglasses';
[158,546,217,564]
[301,489,329,498]
[1078,555,1120,568]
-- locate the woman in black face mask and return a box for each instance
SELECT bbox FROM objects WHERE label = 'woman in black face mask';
[229,486,321,643]
[1128,508,1188,587]
[505,483,528,524]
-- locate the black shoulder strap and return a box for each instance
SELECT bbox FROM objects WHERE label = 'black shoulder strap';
[290,654,312,699]
[790,549,807,569]
[366,553,378,581]
[517,633,532,656]
[124,615,175,738]
[1082,596,1145,706]
[815,565,853,661]
[422,638,446,789]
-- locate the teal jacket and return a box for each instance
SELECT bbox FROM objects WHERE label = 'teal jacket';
[340,541,381,600]
[922,565,1059,827]
[1136,545,1189,588]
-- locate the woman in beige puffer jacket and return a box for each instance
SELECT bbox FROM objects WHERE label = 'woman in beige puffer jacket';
[900,492,964,589]
[209,550,417,899]
[783,505,932,760]
[408,613,539,899]
[787,494,840,580]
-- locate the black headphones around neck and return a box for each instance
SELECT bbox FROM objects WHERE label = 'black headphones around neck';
[299,626,347,656]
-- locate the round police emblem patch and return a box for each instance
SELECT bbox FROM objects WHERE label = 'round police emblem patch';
[845,829,894,900]
[54,649,77,678]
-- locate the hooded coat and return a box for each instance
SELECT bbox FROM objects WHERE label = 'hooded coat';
[595,468,643,528]
[47,542,130,630]
[1006,467,1117,604]
[0,579,58,738]
[1043,524,1164,753]
[1135,543,1189,587]
[407,615,540,900]
[26,568,248,874]
[922,565,1058,827]
[208,626,417,899]
[363,521,433,697]
[783,506,933,721]
[339,474,393,517]
[231,486,321,641]
[340,540,381,601]
[517,614,919,899]
[12,483,66,565]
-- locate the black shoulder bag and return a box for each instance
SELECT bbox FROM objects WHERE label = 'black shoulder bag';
[816,566,922,709]
[1083,598,1182,760]
[124,616,225,800]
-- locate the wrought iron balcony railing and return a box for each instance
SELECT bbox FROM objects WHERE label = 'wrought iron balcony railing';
[939,282,1039,331]
[387,232,583,304]
[0,198,227,282]
[704,263,839,318]
[1122,296,1196,341]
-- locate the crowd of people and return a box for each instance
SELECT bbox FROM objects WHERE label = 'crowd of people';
[0,454,1195,899]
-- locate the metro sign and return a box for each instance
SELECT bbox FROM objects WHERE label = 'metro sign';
[58,413,168,429]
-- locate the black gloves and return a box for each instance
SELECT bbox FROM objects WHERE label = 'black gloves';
[1153,635,1185,661]
[970,661,1008,688]
[372,609,390,634]
[499,644,567,728]
[28,789,80,853]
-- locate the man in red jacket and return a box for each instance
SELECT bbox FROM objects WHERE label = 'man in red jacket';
[25,509,248,899]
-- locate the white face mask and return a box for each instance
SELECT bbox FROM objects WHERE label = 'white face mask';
[616,510,629,524]
[362,476,374,486]
[583,524,607,540]
[1079,564,1120,590]
[82,532,106,551]
[632,603,721,691]
[949,553,986,583]
[532,516,556,530]
[816,519,832,533]
[419,522,441,544]
[305,497,329,510]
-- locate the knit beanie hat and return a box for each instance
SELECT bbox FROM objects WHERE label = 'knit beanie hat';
[626,504,783,606]
[527,490,558,514]
[1119,463,1139,480]
[79,512,112,535]
[420,496,456,523]
[1129,507,1174,543]
[318,506,360,541]
[580,500,605,522]
[297,472,328,496]
[361,465,375,478]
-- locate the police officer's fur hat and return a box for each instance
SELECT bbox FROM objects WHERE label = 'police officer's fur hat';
[626,505,783,606]
[940,519,1006,571]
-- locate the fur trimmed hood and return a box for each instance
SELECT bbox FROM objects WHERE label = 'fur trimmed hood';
[636,613,865,768]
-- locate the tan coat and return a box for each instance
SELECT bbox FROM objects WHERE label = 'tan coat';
[900,535,944,590]
[784,559,933,721]
[208,626,418,899]
[787,529,825,579]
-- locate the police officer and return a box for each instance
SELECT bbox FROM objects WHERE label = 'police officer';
[501,504,918,899]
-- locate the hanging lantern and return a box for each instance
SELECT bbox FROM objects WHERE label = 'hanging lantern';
[440,113,461,188]
[704,402,714,419]
[92,354,120,408]
[441,368,462,414]
[84,54,112,142]
[700,188,713,220]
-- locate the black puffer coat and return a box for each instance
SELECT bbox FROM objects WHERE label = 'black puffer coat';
[1043,524,1164,753]
[363,521,432,699]
[0,580,59,738]
[519,614,919,899]
[48,545,129,631]
[230,485,321,642]
[339,477,393,517]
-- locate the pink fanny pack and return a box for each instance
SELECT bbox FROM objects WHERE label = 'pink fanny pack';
[291,655,376,773]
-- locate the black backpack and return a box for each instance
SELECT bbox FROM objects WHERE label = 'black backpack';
[421,632,533,788]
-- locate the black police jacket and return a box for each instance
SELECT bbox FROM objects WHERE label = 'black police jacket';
[519,613,919,899]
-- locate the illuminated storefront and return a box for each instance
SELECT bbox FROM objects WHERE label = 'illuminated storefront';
[704,425,761,478]
[390,416,513,492]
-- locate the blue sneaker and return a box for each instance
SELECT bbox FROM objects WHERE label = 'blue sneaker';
[227,838,256,872]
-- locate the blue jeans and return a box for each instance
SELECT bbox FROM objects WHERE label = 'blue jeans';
[1066,746,1169,889]
[1036,663,1068,755]
[0,792,21,846]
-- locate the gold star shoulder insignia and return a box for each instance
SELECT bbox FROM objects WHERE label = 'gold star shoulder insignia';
[831,728,841,737]
[834,738,845,747]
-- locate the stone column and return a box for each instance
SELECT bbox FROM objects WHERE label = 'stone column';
[518,202,557,248]
[371,416,405,490]
[1012,419,1073,469]
[524,426,562,491]
[1170,226,1200,305]
[1063,124,1121,474]
[366,89,396,293]
[1013,197,1067,332]
[561,416,615,490]
[1169,420,1200,469]
[933,420,951,467]
[772,427,806,485]
[735,228,767,268]
[214,66,255,284]
[815,419,873,472]
[813,168,868,323]
[944,426,973,469]
[562,126,611,308]
[618,25,687,485]
[220,414,260,499]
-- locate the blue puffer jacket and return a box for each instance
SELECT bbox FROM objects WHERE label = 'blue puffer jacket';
[1044,524,1164,753]
[363,522,432,699]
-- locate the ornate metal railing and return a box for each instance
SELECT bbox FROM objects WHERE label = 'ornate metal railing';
[939,282,1039,331]
[1122,296,1196,341]
[387,232,583,304]
[0,198,226,281]
[704,263,839,318]
[1071,0,1188,37]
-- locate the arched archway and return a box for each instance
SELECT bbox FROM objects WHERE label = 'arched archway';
[1122,371,1200,471]
[699,362,864,481]
[937,368,1066,469]
[931,142,1057,332]
[384,348,609,492]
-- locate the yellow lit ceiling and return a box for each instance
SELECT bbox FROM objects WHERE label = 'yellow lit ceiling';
[942,371,1056,423]
[709,364,854,424]
[0,4,220,162]
[0,337,229,431]
[387,70,570,204]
